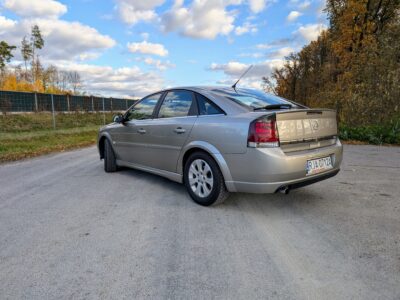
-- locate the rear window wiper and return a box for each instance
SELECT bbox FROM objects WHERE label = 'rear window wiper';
[253,104,293,110]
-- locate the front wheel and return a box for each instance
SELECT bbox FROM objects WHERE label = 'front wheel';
[104,139,118,172]
[184,152,229,206]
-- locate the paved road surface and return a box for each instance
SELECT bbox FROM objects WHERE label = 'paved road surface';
[0,145,399,299]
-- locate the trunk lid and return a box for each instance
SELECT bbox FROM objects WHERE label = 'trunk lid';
[275,109,338,152]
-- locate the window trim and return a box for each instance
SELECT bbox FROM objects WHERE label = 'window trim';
[154,89,197,119]
[124,91,165,121]
[194,92,226,116]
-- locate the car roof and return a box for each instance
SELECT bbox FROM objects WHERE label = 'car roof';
[157,86,248,93]
[149,86,251,114]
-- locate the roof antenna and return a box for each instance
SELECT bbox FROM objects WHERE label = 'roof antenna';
[232,64,253,92]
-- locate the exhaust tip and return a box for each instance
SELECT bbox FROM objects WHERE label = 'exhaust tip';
[277,186,290,194]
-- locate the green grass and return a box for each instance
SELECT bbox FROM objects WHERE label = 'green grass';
[339,119,400,145]
[0,112,116,162]
[1,112,399,163]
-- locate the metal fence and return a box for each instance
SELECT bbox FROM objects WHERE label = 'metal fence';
[0,90,137,113]
[0,90,138,129]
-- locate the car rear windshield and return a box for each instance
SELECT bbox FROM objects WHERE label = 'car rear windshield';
[210,88,297,109]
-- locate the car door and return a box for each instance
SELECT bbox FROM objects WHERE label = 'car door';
[112,93,162,165]
[143,90,198,173]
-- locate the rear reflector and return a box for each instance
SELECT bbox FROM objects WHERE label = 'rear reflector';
[248,116,279,148]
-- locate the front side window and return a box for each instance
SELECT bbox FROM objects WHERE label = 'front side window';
[126,93,161,121]
[158,90,194,118]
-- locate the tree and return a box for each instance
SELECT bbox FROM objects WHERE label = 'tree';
[0,41,16,74]
[21,36,33,80]
[68,71,82,94]
[263,0,400,126]
[30,25,44,83]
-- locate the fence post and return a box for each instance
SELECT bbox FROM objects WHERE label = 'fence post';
[67,94,70,112]
[102,97,105,125]
[126,99,128,110]
[34,93,38,112]
[51,94,56,129]
[91,96,94,112]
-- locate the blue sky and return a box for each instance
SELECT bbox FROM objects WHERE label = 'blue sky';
[0,0,327,97]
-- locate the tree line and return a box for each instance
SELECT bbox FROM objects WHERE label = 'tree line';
[263,0,400,126]
[0,25,83,95]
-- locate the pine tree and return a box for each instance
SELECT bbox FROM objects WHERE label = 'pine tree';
[0,41,16,74]
[30,25,44,83]
[21,36,33,80]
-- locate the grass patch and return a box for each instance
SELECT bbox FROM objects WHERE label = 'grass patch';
[0,126,100,163]
[339,119,400,145]
[0,113,118,163]
[0,112,115,132]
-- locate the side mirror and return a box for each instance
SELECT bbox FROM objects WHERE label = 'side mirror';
[113,114,124,123]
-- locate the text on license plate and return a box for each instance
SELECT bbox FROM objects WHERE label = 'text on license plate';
[306,156,333,175]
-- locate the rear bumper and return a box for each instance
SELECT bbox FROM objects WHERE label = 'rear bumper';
[225,168,340,193]
[223,140,343,193]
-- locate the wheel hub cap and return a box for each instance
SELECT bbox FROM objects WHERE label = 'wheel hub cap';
[188,159,214,198]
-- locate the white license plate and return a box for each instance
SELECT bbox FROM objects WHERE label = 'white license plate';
[306,156,333,175]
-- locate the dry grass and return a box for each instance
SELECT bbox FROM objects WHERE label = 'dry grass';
[0,113,116,163]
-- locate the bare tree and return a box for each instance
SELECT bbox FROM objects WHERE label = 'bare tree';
[68,71,82,94]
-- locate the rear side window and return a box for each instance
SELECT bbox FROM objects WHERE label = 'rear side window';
[126,93,161,121]
[158,90,194,118]
[196,93,224,115]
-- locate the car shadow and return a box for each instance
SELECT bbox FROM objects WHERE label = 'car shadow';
[115,166,323,213]
[118,167,187,194]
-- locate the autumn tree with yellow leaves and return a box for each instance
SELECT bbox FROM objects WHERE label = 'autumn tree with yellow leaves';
[0,25,83,95]
[264,0,400,126]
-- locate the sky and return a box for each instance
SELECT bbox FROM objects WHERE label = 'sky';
[0,0,328,98]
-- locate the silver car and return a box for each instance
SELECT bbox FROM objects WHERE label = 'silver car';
[98,86,343,206]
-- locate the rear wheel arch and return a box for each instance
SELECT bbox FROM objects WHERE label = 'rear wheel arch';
[179,143,234,185]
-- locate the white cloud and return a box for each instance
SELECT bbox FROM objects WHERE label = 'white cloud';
[208,59,285,89]
[296,23,327,42]
[143,57,175,70]
[0,15,16,34]
[209,60,284,77]
[289,0,311,10]
[238,52,264,58]
[127,41,168,57]
[266,47,294,59]
[2,0,67,18]
[161,0,235,39]
[298,0,311,10]
[248,0,273,13]
[0,18,116,60]
[235,22,258,35]
[56,62,165,97]
[287,11,302,22]
[115,0,165,25]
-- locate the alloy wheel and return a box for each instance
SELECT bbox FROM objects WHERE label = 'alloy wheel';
[188,159,214,198]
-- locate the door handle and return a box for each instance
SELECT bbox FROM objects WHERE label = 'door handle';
[174,127,186,134]
[137,128,146,134]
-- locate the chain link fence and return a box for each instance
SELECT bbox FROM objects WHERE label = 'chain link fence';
[0,90,137,129]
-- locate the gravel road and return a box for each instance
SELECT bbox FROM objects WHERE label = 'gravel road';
[0,145,399,299]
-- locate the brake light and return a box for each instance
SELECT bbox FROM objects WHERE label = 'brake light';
[248,117,279,148]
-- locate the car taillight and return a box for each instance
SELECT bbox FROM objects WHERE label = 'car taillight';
[247,116,279,148]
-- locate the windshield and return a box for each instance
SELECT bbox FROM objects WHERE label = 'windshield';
[210,88,297,109]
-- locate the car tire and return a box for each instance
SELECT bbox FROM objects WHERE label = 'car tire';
[104,139,118,172]
[184,151,229,206]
